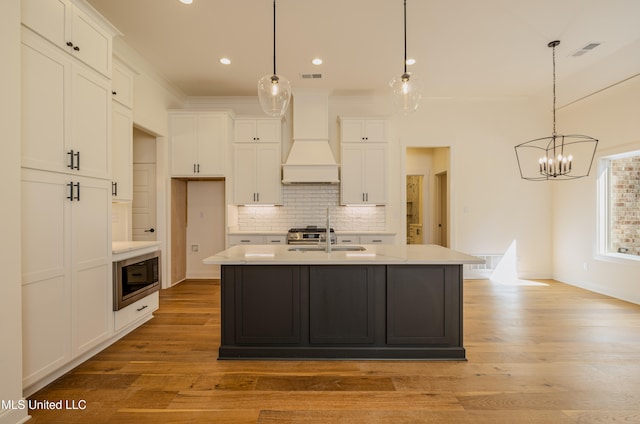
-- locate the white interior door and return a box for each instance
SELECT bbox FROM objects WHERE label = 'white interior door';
[132,163,156,241]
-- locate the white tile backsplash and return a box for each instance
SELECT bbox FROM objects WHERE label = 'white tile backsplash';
[236,185,385,231]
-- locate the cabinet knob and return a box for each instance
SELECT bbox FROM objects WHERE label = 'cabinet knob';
[112,91,117,95]
[73,45,80,51]
[144,228,155,233]
[66,41,73,47]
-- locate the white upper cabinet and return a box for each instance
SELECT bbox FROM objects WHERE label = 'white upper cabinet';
[233,143,282,205]
[234,118,281,143]
[71,62,111,179]
[339,117,389,205]
[21,0,72,55]
[111,59,135,109]
[111,101,133,201]
[340,144,387,205]
[232,117,282,204]
[21,29,111,180]
[340,118,388,143]
[21,0,117,78]
[170,112,232,177]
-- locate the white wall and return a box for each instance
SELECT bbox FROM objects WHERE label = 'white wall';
[0,1,28,423]
[553,75,640,304]
[393,97,554,278]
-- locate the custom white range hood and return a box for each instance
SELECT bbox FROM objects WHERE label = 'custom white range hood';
[282,92,339,184]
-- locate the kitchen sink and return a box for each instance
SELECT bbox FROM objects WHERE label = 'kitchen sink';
[288,245,367,252]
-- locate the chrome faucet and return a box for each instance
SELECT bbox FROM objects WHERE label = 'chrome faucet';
[325,208,331,253]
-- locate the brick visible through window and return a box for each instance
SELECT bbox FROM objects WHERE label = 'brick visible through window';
[608,155,640,255]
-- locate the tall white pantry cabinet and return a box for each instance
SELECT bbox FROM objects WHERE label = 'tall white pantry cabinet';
[20,0,119,389]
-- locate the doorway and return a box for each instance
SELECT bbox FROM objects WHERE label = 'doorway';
[132,128,157,241]
[405,147,450,246]
[435,171,448,247]
[170,179,226,284]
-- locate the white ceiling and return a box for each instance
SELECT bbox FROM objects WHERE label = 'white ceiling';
[86,0,640,101]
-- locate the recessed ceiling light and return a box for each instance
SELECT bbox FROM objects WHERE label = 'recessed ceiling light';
[219,57,231,65]
[312,58,323,65]
[179,0,193,4]
[406,58,416,65]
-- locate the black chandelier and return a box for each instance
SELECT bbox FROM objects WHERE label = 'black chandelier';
[515,40,598,181]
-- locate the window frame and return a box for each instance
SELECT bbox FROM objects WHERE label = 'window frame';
[597,149,640,262]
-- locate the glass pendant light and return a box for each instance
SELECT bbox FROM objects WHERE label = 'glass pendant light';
[390,0,423,115]
[258,0,291,117]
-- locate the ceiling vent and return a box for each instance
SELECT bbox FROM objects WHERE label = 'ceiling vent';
[571,42,601,57]
[300,73,323,79]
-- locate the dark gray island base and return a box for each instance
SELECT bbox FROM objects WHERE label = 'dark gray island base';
[219,264,464,360]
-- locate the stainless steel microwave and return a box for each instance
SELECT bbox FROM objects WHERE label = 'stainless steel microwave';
[113,251,160,311]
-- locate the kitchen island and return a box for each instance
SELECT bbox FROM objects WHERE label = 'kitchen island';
[203,244,483,360]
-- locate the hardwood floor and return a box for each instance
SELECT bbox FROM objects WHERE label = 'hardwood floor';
[27,278,640,423]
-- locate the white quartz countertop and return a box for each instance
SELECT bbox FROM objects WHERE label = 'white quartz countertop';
[203,244,484,265]
[112,241,161,254]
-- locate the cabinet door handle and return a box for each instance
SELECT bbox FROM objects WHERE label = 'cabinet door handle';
[67,150,75,169]
[66,182,80,201]
[256,193,260,202]
[74,151,80,170]
[136,304,148,312]
[240,239,251,243]
[112,182,118,196]
[372,239,382,243]
[193,164,196,173]
[197,164,200,173]
[67,182,74,201]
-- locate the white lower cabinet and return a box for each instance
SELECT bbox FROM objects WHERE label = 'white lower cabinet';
[228,235,265,246]
[114,292,159,332]
[228,234,286,246]
[337,235,359,244]
[337,235,396,245]
[21,169,112,387]
[360,235,396,244]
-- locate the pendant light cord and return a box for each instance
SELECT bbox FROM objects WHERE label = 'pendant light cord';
[551,41,558,137]
[272,0,277,76]
[403,0,407,74]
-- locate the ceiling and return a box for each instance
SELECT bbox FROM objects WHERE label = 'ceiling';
[86,0,640,101]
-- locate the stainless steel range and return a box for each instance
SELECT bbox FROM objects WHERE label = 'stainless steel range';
[287,226,336,245]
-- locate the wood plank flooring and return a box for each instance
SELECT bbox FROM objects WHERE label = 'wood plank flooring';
[27,278,640,423]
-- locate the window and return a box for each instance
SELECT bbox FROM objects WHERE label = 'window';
[598,150,640,259]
